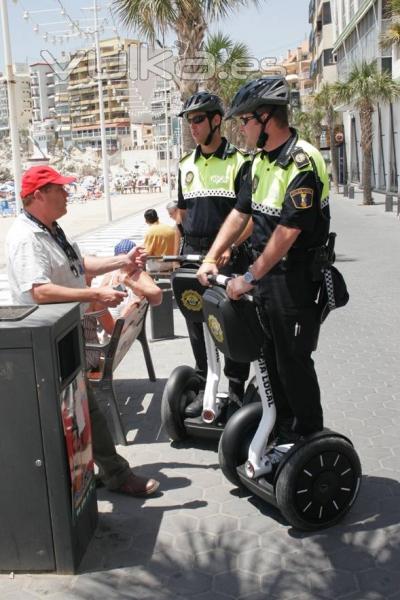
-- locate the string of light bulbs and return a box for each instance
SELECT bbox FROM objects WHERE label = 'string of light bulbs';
[14,0,112,47]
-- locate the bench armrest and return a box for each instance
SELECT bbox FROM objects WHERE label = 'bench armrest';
[85,341,109,351]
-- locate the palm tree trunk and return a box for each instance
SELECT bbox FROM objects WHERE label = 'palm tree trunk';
[326,107,339,193]
[175,9,206,153]
[360,106,374,205]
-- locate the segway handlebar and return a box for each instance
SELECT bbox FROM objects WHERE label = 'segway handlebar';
[162,254,203,263]
[207,274,231,286]
[207,274,254,301]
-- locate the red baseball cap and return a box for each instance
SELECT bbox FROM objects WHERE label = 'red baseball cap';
[21,166,76,198]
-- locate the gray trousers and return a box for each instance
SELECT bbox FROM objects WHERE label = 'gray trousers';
[87,380,131,489]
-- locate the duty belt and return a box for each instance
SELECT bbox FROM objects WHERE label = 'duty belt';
[252,246,315,262]
[184,234,217,250]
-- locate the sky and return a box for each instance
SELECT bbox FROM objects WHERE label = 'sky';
[0,0,311,72]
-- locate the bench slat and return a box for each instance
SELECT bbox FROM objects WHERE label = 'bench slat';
[86,298,155,445]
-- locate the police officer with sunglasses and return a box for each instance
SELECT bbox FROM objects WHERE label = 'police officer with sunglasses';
[197,77,332,471]
[177,91,251,417]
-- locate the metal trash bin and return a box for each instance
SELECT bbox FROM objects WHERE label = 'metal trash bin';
[0,303,98,573]
[150,279,174,340]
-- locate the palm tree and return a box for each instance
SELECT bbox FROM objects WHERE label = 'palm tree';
[314,83,341,193]
[292,103,324,149]
[333,60,400,205]
[112,0,260,151]
[204,31,252,146]
[292,110,313,144]
[380,0,400,49]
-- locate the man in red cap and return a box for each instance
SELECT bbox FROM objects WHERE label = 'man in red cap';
[6,166,160,497]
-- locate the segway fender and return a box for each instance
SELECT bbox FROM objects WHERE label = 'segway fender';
[219,402,263,486]
[161,365,201,441]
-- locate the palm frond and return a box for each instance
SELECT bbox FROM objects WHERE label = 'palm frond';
[112,0,178,41]
[204,31,234,61]
[203,0,260,20]
[379,20,400,49]
[389,0,400,15]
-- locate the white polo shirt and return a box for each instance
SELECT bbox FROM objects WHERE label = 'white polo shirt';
[6,212,87,309]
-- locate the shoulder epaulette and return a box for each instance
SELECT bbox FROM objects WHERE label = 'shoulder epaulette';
[290,146,311,169]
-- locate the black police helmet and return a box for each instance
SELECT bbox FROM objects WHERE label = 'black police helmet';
[225,77,290,120]
[178,92,224,117]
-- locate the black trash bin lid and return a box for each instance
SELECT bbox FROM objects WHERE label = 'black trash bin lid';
[0,305,38,321]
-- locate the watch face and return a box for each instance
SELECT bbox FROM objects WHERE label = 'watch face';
[243,271,253,284]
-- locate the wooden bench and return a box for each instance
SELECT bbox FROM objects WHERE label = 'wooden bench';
[85,298,156,445]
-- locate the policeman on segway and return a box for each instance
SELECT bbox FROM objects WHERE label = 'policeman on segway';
[198,77,361,529]
[177,91,252,418]
[198,76,335,468]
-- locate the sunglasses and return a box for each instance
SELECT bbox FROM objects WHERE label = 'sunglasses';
[187,114,208,125]
[239,115,258,126]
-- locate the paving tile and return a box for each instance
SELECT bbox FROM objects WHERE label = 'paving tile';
[357,569,400,597]
[217,530,261,553]
[309,569,358,598]
[194,548,237,575]
[214,570,261,597]
[237,548,281,576]
[261,569,310,598]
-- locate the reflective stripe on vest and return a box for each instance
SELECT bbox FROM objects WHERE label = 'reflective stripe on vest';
[180,151,248,200]
[251,138,330,213]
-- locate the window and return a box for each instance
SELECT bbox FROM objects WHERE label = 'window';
[322,2,332,24]
[323,48,335,66]
[382,57,392,76]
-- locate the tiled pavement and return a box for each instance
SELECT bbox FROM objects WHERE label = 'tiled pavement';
[1,191,400,599]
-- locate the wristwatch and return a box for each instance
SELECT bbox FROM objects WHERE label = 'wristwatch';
[243,270,258,286]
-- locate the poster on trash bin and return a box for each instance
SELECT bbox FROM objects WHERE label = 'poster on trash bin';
[60,371,95,520]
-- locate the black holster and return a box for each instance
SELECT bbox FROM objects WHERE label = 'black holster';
[310,232,336,282]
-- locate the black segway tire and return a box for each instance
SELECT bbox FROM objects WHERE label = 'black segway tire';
[161,365,201,441]
[276,435,362,531]
[218,402,262,487]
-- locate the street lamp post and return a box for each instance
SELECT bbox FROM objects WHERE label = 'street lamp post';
[156,37,172,200]
[163,81,171,200]
[92,0,112,221]
[0,0,22,213]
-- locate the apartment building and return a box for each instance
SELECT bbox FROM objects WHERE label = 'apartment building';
[332,0,400,192]
[67,37,158,152]
[279,40,313,109]
[309,0,337,91]
[0,64,32,138]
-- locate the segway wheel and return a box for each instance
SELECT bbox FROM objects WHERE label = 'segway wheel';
[276,436,361,531]
[161,365,201,441]
[218,402,262,486]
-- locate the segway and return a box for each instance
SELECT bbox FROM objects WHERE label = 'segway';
[202,276,361,530]
[160,255,258,443]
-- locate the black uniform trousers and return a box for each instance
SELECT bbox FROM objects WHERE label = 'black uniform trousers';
[255,262,323,439]
[182,239,250,387]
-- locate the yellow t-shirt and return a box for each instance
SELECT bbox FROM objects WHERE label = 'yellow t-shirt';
[144,221,176,256]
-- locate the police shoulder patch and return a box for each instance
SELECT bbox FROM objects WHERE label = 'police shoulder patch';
[290,187,314,209]
[291,147,310,169]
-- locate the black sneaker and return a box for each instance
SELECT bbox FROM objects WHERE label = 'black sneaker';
[262,443,294,474]
[184,390,204,418]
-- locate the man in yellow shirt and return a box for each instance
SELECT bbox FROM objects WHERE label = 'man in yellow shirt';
[143,208,176,272]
